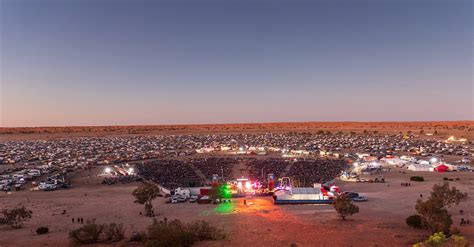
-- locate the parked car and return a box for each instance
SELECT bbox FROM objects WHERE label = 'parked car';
[352,196,368,202]
[342,191,359,199]
[189,195,198,203]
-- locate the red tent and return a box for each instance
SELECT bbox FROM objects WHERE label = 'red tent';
[434,164,449,172]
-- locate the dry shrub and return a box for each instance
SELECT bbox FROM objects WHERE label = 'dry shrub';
[146,219,225,247]
[69,221,105,245]
[69,220,125,245]
[104,223,125,242]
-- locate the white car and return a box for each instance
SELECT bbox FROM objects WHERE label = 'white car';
[189,195,198,203]
[177,196,187,203]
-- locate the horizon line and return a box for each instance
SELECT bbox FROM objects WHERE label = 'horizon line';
[1,120,473,129]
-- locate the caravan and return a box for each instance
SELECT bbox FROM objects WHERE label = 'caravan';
[174,188,191,198]
[28,169,41,178]
[38,182,57,191]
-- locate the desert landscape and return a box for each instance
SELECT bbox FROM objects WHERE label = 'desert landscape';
[1,164,473,247]
[1,121,473,141]
[1,1,472,246]
[1,121,473,246]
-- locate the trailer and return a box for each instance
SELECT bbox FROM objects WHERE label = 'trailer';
[273,187,333,204]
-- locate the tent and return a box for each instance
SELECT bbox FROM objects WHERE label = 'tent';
[382,158,407,166]
[408,163,432,172]
[434,164,449,173]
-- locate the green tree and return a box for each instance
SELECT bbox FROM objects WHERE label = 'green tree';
[406,214,423,229]
[132,183,161,217]
[0,206,33,229]
[429,183,467,208]
[415,182,467,234]
[333,194,359,220]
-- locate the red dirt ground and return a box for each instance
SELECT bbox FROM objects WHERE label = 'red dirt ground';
[1,167,473,247]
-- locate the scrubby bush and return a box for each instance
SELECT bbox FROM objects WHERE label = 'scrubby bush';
[451,227,461,235]
[36,226,49,235]
[145,219,225,247]
[104,223,124,242]
[414,233,469,247]
[146,219,195,247]
[69,221,125,245]
[447,235,469,247]
[130,231,147,242]
[187,220,226,241]
[406,215,424,229]
[443,177,449,181]
[426,232,446,246]
[410,176,425,182]
[0,206,33,229]
[69,220,105,245]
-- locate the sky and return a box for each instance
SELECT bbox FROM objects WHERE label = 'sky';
[0,0,472,127]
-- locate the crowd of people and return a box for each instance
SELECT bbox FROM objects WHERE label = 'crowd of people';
[246,158,289,180]
[136,160,202,189]
[188,157,235,180]
[101,175,142,185]
[287,159,347,186]
[133,157,348,190]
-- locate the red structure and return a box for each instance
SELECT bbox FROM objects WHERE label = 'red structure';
[434,164,449,172]
[200,188,210,195]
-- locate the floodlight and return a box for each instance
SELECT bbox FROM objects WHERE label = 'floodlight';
[245,181,251,190]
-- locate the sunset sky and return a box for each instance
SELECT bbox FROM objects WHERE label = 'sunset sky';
[1,0,472,127]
